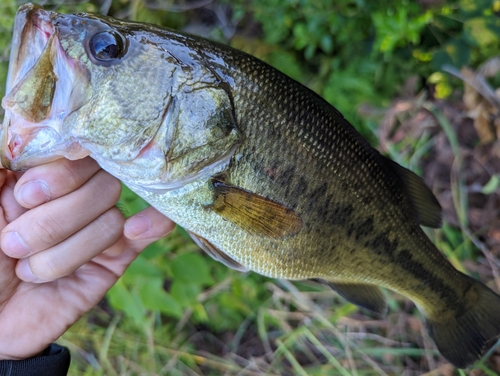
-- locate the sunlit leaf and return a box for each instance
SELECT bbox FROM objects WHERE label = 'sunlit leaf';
[432,39,470,70]
[123,255,163,279]
[107,279,145,325]
[138,279,182,318]
[171,279,202,307]
[171,252,214,285]
[464,18,500,47]
[482,174,500,195]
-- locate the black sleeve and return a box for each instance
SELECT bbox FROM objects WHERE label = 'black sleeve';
[0,344,70,376]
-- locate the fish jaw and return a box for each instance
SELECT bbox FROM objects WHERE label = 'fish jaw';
[1,3,91,171]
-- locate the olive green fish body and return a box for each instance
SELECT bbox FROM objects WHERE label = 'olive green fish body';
[130,45,470,316]
[2,4,500,368]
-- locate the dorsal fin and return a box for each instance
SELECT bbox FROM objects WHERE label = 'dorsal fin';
[384,157,442,228]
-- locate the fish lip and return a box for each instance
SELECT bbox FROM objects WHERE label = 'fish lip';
[1,116,69,171]
[1,5,57,170]
[1,4,91,171]
[30,6,54,39]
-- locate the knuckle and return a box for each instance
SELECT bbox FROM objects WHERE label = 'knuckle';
[94,208,124,244]
[60,159,84,190]
[93,171,122,204]
[30,252,63,281]
[108,176,123,202]
[31,214,66,247]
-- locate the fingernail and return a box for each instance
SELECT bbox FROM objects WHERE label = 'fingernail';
[2,231,30,258]
[16,258,38,283]
[124,215,152,239]
[17,180,51,207]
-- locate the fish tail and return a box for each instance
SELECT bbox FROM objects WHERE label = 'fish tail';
[424,278,500,368]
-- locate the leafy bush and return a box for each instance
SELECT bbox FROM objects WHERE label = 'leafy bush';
[228,0,500,137]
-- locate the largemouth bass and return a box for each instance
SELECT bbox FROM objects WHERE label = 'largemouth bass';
[2,4,500,368]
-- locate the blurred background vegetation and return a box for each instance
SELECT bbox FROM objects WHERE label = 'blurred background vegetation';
[1,0,500,374]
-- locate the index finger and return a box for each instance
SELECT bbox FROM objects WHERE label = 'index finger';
[14,157,101,208]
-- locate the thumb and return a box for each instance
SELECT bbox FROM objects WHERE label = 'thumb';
[123,206,175,253]
[89,206,175,280]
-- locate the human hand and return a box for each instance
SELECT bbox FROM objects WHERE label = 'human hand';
[0,158,174,360]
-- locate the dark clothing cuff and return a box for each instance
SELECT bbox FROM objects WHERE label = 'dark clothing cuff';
[0,344,70,376]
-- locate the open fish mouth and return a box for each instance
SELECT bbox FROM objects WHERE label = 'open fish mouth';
[0,3,90,170]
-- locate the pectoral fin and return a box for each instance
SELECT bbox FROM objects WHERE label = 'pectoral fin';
[321,280,388,317]
[210,179,302,238]
[187,230,248,272]
[385,157,442,228]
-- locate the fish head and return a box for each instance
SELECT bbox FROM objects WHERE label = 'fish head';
[1,4,240,191]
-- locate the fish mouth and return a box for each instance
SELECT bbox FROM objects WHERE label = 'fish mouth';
[0,3,90,170]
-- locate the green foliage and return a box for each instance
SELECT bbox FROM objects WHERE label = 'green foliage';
[228,0,500,139]
[430,1,500,70]
[0,0,17,98]
[372,4,433,59]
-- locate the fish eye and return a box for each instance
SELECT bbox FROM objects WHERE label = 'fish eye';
[89,31,125,62]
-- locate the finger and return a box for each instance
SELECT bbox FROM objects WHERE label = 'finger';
[1,170,121,258]
[124,206,174,242]
[16,207,124,282]
[14,157,101,208]
[92,207,175,277]
[0,171,27,224]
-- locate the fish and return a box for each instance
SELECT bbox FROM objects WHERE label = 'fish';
[2,3,500,368]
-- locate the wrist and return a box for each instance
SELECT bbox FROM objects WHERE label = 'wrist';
[0,344,70,375]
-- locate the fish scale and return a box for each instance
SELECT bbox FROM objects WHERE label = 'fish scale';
[182,44,466,307]
[2,4,500,368]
